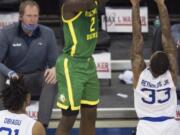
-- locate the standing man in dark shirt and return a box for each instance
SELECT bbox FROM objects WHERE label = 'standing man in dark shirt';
[0,0,58,128]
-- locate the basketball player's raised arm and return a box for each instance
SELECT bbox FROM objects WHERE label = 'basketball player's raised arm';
[63,0,96,13]
[130,0,146,88]
[98,0,109,6]
[156,0,177,84]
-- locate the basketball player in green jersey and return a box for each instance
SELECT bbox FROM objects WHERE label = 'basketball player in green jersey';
[55,0,108,135]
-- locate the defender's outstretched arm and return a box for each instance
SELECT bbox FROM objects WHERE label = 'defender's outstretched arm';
[130,0,146,88]
[156,0,177,83]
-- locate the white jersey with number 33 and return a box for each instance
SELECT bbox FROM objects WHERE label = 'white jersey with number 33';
[0,110,36,135]
[134,68,177,118]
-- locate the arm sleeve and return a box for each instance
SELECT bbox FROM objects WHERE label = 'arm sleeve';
[171,24,180,44]
[0,30,11,76]
[0,63,11,77]
[47,29,59,68]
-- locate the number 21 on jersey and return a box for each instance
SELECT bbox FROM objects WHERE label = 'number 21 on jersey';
[0,127,19,135]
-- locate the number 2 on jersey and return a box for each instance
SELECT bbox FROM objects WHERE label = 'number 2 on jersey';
[90,17,95,32]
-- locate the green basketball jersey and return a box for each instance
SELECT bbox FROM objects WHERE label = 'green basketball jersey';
[62,1,99,58]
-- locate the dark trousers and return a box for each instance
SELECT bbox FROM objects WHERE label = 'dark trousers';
[0,71,57,126]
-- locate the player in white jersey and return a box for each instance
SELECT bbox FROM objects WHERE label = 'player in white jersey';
[130,0,180,135]
[0,78,45,135]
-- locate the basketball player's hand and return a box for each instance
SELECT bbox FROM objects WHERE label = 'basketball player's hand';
[154,0,165,4]
[176,40,180,48]
[86,0,97,9]
[8,71,19,80]
[44,67,57,84]
[130,0,140,6]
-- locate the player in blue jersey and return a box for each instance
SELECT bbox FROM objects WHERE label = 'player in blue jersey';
[0,78,45,135]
